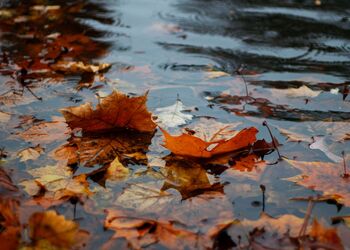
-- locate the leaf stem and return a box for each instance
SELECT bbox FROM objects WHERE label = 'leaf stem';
[262,121,281,160]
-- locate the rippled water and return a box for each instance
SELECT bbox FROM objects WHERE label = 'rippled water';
[0,0,349,249]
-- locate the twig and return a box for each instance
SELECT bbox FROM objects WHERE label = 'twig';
[262,121,281,160]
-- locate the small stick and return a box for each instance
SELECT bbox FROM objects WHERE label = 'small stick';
[260,184,266,212]
[341,151,349,178]
[236,65,249,97]
[298,197,315,237]
[262,121,281,160]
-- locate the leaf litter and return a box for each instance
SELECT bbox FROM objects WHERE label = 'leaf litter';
[0,1,349,250]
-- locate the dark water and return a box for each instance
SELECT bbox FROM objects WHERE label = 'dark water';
[0,0,349,249]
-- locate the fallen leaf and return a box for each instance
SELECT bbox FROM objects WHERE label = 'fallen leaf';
[161,126,258,158]
[284,159,350,207]
[103,209,234,250]
[61,91,156,133]
[15,120,70,144]
[51,61,111,74]
[53,131,153,167]
[0,198,21,250]
[17,145,44,162]
[0,167,18,192]
[103,209,201,250]
[20,165,91,200]
[278,127,313,143]
[309,136,342,162]
[161,157,224,199]
[105,156,130,181]
[231,154,266,172]
[27,210,88,249]
[155,99,193,128]
[205,71,230,79]
[0,111,11,123]
[309,219,344,250]
[271,85,321,98]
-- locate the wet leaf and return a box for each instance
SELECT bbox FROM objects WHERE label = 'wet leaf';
[161,126,258,158]
[0,198,21,250]
[155,99,193,128]
[161,157,224,200]
[284,159,350,207]
[270,85,322,98]
[0,167,18,192]
[0,110,11,123]
[15,120,70,145]
[309,219,344,250]
[20,165,91,201]
[54,131,153,167]
[17,145,44,162]
[61,91,156,133]
[26,210,88,249]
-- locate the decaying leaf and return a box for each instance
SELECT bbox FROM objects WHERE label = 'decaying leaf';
[155,99,193,128]
[15,120,70,144]
[0,198,21,250]
[161,157,224,199]
[309,136,342,163]
[0,110,11,123]
[103,209,234,250]
[231,154,266,172]
[20,165,91,201]
[51,61,111,74]
[53,131,153,167]
[61,91,156,133]
[0,167,18,192]
[161,126,258,158]
[271,85,322,98]
[26,210,88,250]
[17,145,44,162]
[284,159,350,207]
[205,71,230,79]
[309,219,344,250]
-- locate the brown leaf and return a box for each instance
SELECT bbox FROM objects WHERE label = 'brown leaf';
[61,91,156,133]
[53,131,153,167]
[161,127,258,158]
[0,198,21,250]
[17,145,44,162]
[232,154,266,172]
[309,219,344,250]
[161,157,224,200]
[103,209,234,250]
[0,167,18,192]
[28,210,88,249]
[15,120,70,144]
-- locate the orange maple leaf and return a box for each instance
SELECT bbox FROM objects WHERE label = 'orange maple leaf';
[61,91,156,133]
[160,127,258,158]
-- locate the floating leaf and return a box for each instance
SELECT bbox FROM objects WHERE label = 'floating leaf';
[17,145,44,162]
[61,91,156,133]
[284,159,350,207]
[155,99,193,128]
[26,210,89,250]
[161,126,258,158]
